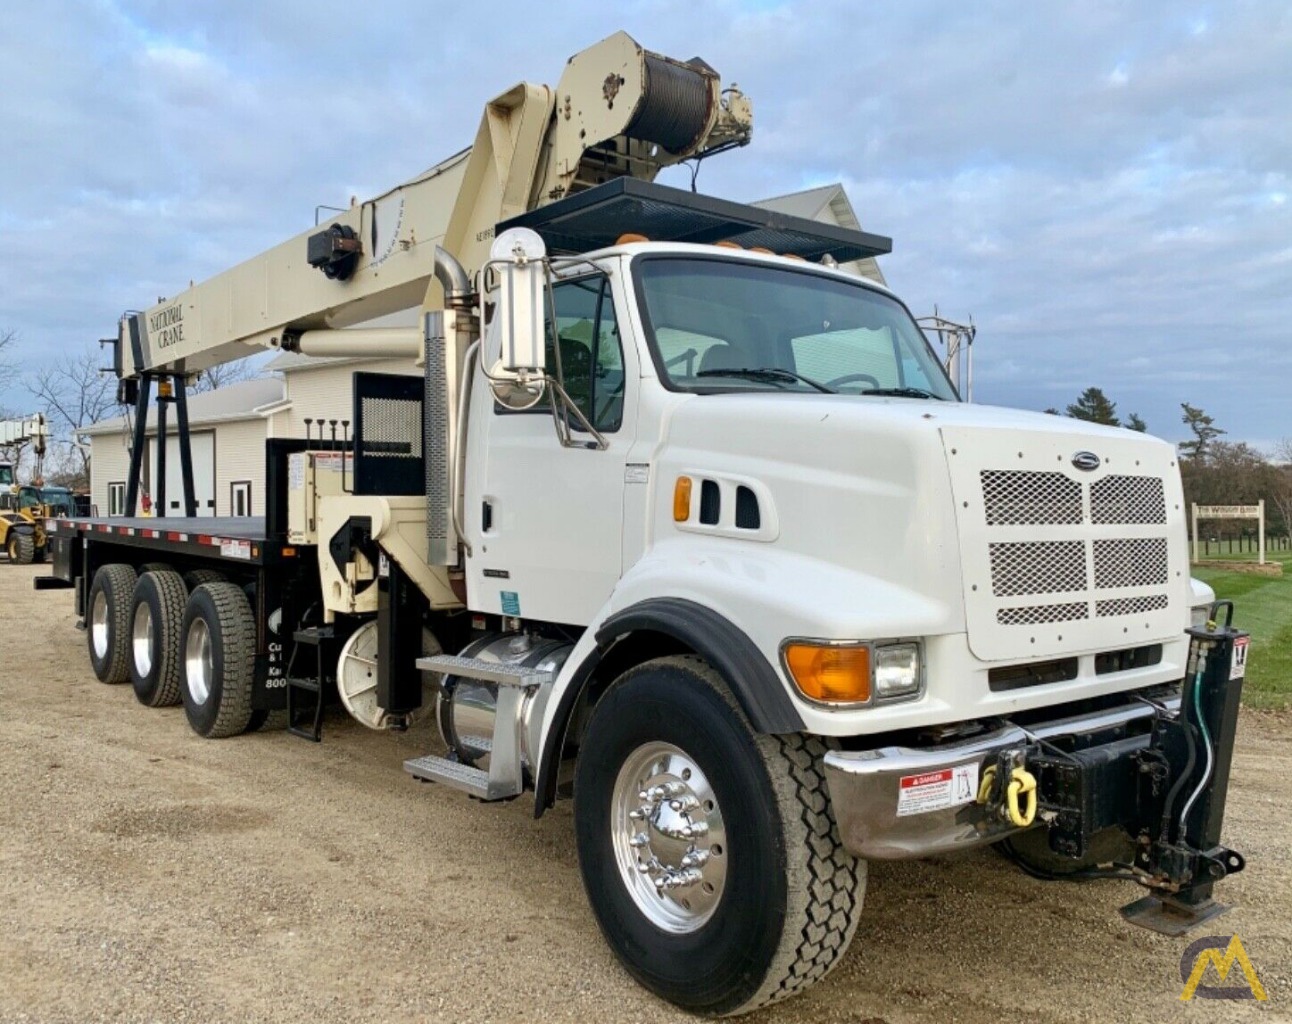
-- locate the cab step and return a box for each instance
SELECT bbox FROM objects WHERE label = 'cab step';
[404,654,553,801]
[416,653,552,688]
[404,754,516,801]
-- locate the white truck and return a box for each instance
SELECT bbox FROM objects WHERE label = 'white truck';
[41,32,1251,1016]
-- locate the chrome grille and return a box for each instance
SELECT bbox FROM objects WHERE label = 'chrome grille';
[989,541,1086,597]
[1097,594,1170,617]
[997,603,1089,626]
[1090,475,1166,525]
[981,470,1082,525]
[1093,538,1169,589]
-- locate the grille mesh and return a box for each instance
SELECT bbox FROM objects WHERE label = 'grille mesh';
[1093,538,1168,589]
[1091,475,1167,525]
[989,541,1087,596]
[1097,594,1170,617]
[997,603,1089,625]
[981,470,1083,525]
[359,397,422,458]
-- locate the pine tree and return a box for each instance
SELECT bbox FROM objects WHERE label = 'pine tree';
[1179,403,1224,461]
[1126,412,1147,432]
[1066,387,1120,426]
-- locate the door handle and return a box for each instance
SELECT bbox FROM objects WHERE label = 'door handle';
[482,500,494,533]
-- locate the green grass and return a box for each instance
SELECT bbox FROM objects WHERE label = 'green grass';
[1194,547,1292,711]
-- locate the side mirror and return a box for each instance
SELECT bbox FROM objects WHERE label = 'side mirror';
[491,227,548,375]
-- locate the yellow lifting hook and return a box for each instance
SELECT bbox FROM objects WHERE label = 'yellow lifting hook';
[976,764,1038,828]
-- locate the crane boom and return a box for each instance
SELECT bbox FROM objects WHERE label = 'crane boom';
[0,414,47,454]
[114,32,752,382]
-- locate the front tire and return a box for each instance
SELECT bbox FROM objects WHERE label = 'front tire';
[573,656,865,1016]
[129,570,188,707]
[180,582,256,738]
[14,532,36,565]
[87,564,137,683]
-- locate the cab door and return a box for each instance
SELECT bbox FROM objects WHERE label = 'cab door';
[465,273,635,625]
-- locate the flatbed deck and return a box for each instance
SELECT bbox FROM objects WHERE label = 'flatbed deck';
[47,515,280,566]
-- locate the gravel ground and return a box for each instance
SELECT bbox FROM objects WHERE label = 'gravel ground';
[1,562,1289,1023]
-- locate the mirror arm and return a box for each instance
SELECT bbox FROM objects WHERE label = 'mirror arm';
[546,376,609,451]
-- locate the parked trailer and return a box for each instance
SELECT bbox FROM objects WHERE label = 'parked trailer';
[39,32,1253,1016]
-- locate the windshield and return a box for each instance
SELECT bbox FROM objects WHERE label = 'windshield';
[634,257,958,400]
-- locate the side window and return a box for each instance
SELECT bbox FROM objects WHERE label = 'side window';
[546,276,624,433]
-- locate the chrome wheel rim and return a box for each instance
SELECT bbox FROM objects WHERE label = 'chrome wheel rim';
[185,618,213,705]
[90,591,109,660]
[132,603,154,677]
[611,741,727,933]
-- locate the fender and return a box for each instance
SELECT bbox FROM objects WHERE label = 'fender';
[533,597,804,817]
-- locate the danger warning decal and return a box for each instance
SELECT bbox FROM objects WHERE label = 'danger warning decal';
[1230,636,1249,681]
[896,763,980,817]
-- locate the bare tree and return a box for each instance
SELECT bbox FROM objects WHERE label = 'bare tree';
[188,357,260,394]
[28,347,117,488]
[1268,439,1292,539]
[0,328,17,396]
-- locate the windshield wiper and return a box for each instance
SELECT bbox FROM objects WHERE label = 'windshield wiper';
[696,367,837,394]
[858,386,944,400]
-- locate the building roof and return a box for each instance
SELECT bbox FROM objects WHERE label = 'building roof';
[753,184,885,285]
[751,183,843,222]
[84,376,285,437]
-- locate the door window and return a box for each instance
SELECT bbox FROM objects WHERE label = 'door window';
[546,277,624,433]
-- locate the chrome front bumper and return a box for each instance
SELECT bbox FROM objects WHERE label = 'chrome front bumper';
[822,696,1176,860]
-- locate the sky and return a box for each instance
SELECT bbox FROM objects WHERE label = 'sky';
[1,1,1288,446]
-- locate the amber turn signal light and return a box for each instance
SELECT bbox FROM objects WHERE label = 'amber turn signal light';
[673,476,693,522]
[783,643,871,704]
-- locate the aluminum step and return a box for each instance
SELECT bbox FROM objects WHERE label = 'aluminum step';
[417,654,552,688]
[403,754,520,801]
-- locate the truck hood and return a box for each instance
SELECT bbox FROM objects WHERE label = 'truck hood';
[656,395,1187,660]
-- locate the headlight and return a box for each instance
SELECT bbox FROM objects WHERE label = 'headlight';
[781,639,922,705]
[873,642,922,699]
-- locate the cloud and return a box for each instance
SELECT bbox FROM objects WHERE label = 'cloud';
[1,0,1289,443]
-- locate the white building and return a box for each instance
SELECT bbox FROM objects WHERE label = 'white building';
[86,183,879,518]
[86,356,420,517]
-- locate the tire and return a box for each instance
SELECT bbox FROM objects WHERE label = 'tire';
[5,531,18,562]
[14,532,36,565]
[128,571,188,707]
[573,656,865,1016]
[180,582,256,738]
[244,709,288,733]
[183,569,225,591]
[999,826,1136,878]
[86,564,138,684]
[139,561,174,575]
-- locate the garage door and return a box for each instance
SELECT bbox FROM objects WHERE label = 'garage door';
[150,431,216,517]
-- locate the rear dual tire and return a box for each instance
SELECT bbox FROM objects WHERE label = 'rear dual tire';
[129,571,188,707]
[180,582,257,738]
[87,564,138,684]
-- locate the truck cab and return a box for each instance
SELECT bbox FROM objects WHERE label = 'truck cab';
[466,240,1203,740]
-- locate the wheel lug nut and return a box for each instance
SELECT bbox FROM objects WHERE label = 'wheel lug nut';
[629,832,650,848]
